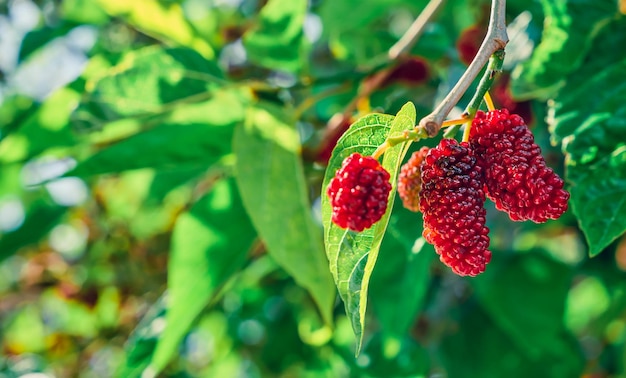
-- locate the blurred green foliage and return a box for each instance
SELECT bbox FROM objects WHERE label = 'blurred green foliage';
[1,0,626,377]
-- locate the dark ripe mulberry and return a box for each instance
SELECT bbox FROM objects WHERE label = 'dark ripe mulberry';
[420,139,491,276]
[398,147,430,212]
[469,109,570,223]
[327,153,392,232]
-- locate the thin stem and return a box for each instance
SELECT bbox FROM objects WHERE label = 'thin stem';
[483,91,496,111]
[464,50,505,118]
[418,0,508,136]
[372,141,391,160]
[443,124,461,139]
[294,82,352,119]
[372,126,428,159]
[441,117,470,128]
[388,0,446,60]
[462,120,472,142]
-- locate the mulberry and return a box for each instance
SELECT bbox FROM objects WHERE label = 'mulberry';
[420,139,491,276]
[469,109,569,223]
[327,153,392,232]
[398,147,430,212]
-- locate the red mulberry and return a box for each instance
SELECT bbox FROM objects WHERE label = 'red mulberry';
[469,109,569,223]
[420,139,491,276]
[327,153,392,232]
[398,147,430,212]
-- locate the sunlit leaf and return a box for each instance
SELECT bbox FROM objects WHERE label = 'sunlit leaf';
[0,88,79,163]
[243,0,307,72]
[150,178,256,374]
[73,47,224,128]
[234,101,336,326]
[95,0,214,58]
[321,102,416,354]
[68,91,244,177]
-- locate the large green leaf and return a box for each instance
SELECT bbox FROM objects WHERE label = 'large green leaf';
[242,0,307,73]
[67,123,228,176]
[472,252,575,360]
[441,301,583,378]
[511,0,616,100]
[550,59,626,256]
[150,178,256,374]
[68,91,243,177]
[321,102,416,354]
[233,101,336,326]
[73,47,224,128]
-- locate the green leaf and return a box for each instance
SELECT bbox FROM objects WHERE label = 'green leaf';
[511,0,616,100]
[472,252,574,360]
[68,91,243,177]
[73,47,224,128]
[242,0,307,73]
[95,0,214,58]
[150,178,256,374]
[0,94,37,144]
[370,202,434,337]
[550,59,626,256]
[19,24,77,62]
[0,201,67,263]
[67,123,229,176]
[321,102,416,354]
[118,294,167,377]
[441,301,583,378]
[233,101,335,325]
[61,0,109,25]
[0,88,79,163]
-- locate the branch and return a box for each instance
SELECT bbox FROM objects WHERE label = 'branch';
[312,0,445,162]
[418,0,508,136]
[388,0,446,60]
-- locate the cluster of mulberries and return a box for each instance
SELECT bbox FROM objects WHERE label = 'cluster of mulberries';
[326,109,569,276]
[419,139,492,276]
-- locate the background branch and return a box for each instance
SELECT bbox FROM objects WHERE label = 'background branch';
[388,0,446,60]
[311,0,445,161]
[418,0,508,136]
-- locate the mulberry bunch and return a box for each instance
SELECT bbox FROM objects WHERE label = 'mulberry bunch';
[327,153,392,232]
[397,147,430,212]
[469,109,569,223]
[420,139,492,276]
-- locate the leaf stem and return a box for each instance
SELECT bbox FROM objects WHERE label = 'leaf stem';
[371,126,428,160]
[418,0,508,136]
